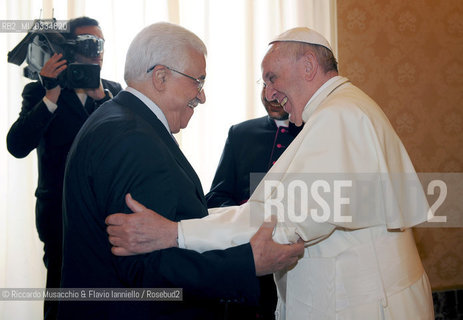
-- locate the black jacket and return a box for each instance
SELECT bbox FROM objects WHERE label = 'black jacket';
[7,79,122,240]
[59,91,260,319]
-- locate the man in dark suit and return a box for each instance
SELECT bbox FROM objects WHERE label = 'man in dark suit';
[205,87,302,319]
[60,22,303,319]
[6,16,121,320]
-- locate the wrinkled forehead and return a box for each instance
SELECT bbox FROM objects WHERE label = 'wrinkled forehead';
[185,47,207,74]
[261,44,277,71]
[261,43,277,65]
[261,43,291,77]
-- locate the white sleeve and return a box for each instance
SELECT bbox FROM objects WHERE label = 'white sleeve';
[180,204,259,253]
[43,96,58,113]
[177,223,186,248]
[179,96,429,253]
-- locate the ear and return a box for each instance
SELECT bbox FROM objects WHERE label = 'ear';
[151,66,168,91]
[302,51,318,81]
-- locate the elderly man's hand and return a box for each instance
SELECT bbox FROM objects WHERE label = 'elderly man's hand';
[105,194,178,256]
[250,216,304,276]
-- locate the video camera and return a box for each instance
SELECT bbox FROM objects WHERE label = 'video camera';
[7,18,103,89]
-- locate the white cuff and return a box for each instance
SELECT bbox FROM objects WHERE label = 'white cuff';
[43,96,58,113]
[177,222,186,249]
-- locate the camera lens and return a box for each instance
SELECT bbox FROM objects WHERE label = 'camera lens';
[71,68,85,81]
[65,63,100,88]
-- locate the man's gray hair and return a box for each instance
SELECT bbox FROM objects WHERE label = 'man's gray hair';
[124,22,207,83]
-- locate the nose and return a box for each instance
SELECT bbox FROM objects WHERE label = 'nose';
[265,85,276,102]
[197,89,206,104]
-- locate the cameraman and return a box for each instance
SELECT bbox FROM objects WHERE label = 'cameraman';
[6,16,122,320]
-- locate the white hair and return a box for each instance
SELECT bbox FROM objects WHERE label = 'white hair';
[124,22,207,83]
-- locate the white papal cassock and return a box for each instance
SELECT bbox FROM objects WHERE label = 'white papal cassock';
[179,76,434,319]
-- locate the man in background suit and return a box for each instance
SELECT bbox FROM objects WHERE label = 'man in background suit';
[6,16,121,320]
[60,22,303,319]
[206,87,302,319]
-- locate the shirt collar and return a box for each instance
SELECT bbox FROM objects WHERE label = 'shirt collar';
[74,89,87,106]
[125,86,171,134]
[274,119,290,127]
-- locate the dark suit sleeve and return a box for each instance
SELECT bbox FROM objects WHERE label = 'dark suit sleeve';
[205,126,240,208]
[94,132,259,304]
[6,82,55,158]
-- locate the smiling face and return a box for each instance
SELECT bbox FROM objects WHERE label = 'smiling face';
[261,43,312,127]
[261,85,289,120]
[163,48,206,133]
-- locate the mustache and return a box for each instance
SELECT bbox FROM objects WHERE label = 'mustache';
[187,98,201,109]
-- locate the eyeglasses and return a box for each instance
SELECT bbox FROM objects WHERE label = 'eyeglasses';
[147,64,205,93]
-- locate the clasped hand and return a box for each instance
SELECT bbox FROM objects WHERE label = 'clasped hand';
[105,194,305,276]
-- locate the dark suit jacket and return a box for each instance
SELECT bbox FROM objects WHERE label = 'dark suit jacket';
[59,91,259,320]
[206,116,301,207]
[6,80,122,243]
